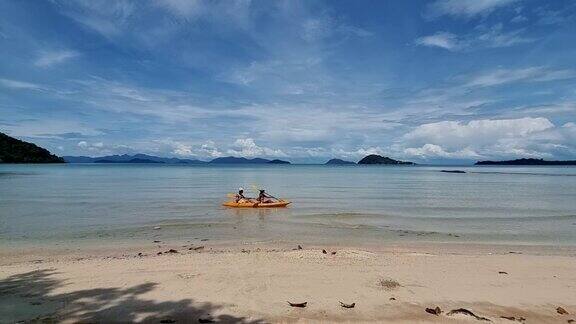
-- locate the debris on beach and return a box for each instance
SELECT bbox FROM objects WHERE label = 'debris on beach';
[447,308,490,321]
[499,271,508,274]
[192,246,205,251]
[322,249,327,254]
[557,307,569,315]
[157,252,163,255]
[198,318,215,323]
[167,249,178,253]
[159,319,176,323]
[567,319,574,323]
[389,297,396,301]
[441,170,466,173]
[153,240,162,243]
[298,245,303,250]
[331,251,337,255]
[137,252,143,257]
[378,278,401,291]
[500,315,526,322]
[153,226,161,230]
[340,301,356,308]
[288,301,307,308]
[201,238,209,241]
[425,306,442,316]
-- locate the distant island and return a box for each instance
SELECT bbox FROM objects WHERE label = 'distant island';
[0,132,64,163]
[208,156,290,164]
[64,154,291,164]
[357,154,415,165]
[268,159,291,164]
[64,154,204,164]
[325,158,355,165]
[475,158,576,166]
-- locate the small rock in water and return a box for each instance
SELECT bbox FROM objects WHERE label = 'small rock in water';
[153,240,162,243]
[557,307,569,315]
[331,251,337,255]
[138,252,143,257]
[30,301,42,306]
[201,238,209,241]
[425,306,442,316]
[322,249,327,254]
[297,245,303,250]
[159,319,176,323]
[167,249,178,253]
[198,318,215,323]
[157,252,163,255]
[192,246,204,251]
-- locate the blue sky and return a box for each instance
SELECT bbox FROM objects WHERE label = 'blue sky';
[1,0,575,163]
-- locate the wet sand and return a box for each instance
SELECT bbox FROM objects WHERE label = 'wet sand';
[1,242,575,323]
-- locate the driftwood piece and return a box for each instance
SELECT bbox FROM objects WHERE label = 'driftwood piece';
[447,308,491,321]
[425,306,442,315]
[339,301,355,308]
[287,301,307,308]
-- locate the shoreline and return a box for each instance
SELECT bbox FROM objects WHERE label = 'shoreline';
[3,239,576,266]
[2,242,575,323]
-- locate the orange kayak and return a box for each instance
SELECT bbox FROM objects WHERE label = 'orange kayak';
[222,200,291,208]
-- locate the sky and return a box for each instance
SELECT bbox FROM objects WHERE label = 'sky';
[1,0,575,164]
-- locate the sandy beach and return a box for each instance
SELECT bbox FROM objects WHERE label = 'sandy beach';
[2,242,575,323]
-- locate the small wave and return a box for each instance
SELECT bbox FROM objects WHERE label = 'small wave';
[468,171,576,177]
[294,212,576,222]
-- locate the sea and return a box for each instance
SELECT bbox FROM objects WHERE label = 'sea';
[1,163,576,249]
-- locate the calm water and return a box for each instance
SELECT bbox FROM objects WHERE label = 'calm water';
[1,164,576,248]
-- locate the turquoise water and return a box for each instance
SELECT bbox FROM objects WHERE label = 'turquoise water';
[1,164,576,247]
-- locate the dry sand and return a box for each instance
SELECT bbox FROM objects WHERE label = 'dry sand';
[1,243,575,323]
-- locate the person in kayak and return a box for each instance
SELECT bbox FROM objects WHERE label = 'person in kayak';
[235,188,250,203]
[257,189,275,203]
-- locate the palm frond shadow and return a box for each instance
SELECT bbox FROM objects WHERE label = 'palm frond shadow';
[0,269,266,323]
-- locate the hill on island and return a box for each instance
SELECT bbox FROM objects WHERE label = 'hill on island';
[357,154,415,165]
[0,132,64,163]
[475,158,576,166]
[267,159,291,164]
[325,158,355,165]
[209,156,290,164]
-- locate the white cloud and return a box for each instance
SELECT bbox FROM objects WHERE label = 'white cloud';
[172,142,193,156]
[227,138,286,158]
[77,141,111,154]
[0,78,44,90]
[416,24,533,51]
[399,117,576,160]
[415,32,459,50]
[427,0,518,19]
[465,67,576,87]
[34,50,79,68]
[404,144,481,159]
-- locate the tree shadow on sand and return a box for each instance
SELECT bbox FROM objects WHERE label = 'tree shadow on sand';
[0,269,266,324]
